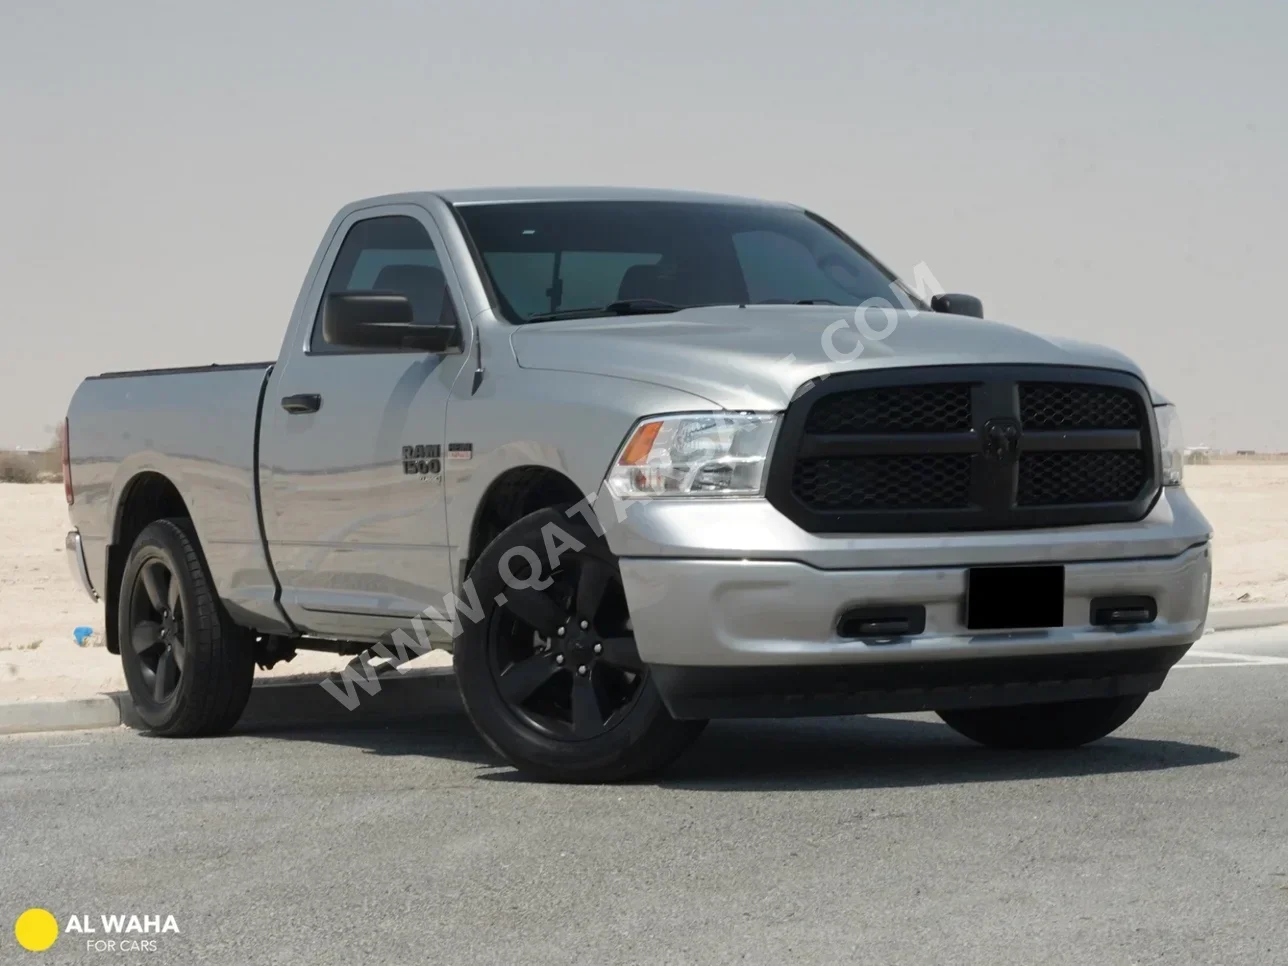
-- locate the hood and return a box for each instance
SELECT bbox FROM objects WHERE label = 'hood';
[510,305,1147,410]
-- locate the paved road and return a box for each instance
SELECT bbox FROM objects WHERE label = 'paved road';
[3,627,1286,966]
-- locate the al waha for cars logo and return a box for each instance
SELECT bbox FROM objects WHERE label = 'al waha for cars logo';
[14,908,181,954]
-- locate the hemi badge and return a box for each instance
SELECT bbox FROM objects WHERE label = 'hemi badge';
[448,443,473,460]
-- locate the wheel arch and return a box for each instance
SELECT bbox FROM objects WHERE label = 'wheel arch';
[104,471,193,654]
[462,465,586,587]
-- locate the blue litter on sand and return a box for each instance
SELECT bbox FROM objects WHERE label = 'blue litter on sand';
[73,626,94,646]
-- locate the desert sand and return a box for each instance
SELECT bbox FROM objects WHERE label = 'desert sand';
[1181,463,1288,607]
[1,466,1284,703]
[0,484,447,703]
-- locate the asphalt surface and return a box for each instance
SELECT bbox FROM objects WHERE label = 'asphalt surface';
[3,627,1286,966]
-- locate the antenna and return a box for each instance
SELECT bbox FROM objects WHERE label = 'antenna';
[471,326,484,394]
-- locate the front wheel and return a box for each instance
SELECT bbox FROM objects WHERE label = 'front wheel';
[454,507,706,782]
[937,693,1149,749]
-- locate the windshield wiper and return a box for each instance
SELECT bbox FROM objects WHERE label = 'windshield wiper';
[750,298,840,306]
[525,298,686,323]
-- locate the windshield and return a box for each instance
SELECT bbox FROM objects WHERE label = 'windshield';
[454,201,921,323]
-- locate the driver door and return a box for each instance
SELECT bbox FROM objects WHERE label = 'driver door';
[259,205,471,640]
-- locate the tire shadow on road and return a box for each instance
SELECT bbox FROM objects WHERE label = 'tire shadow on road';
[652,714,1236,791]
[229,705,1235,791]
[229,712,501,767]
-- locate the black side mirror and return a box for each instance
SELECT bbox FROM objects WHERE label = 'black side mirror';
[322,292,460,352]
[930,293,984,319]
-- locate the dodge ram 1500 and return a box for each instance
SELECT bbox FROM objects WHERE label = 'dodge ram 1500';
[65,187,1210,781]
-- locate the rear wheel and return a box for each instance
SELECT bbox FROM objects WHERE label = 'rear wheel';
[937,693,1149,749]
[455,507,705,782]
[118,519,255,736]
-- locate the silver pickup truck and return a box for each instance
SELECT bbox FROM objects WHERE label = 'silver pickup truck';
[65,187,1210,781]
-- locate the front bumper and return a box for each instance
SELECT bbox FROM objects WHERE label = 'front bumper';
[648,645,1193,719]
[608,487,1211,719]
[65,530,99,602]
[621,541,1211,669]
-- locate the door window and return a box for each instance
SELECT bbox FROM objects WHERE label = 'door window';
[311,215,456,352]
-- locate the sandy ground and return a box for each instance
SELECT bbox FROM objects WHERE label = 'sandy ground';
[0,484,447,703]
[1182,463,1288,607]
[1,466,1283,703]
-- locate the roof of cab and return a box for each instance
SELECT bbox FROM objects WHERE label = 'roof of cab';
[345,186,798,210]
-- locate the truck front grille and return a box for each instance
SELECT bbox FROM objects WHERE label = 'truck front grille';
[792,455,973,510]
[766,366,1160,533]
[805,385,972,434]
[1019,383,1142,430]
[1017,450,1148,506]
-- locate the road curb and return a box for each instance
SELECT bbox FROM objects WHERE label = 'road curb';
[3,667,462,738]
[1206,604,1288,633]
[0,696,123,736]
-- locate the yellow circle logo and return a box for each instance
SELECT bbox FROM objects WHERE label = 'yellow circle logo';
[14,909,58,952]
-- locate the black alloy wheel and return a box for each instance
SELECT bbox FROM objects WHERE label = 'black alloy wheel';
[118,518,255,736]
[490,551,647,741]
[454,507,706,783]
[129,558,188,704]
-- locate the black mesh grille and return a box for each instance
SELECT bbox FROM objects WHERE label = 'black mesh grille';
[1020,383,1142,430]
[1017,451,1147,506]
[792,455,973,510]
[805,385,972,434]
[772,367,1158,533]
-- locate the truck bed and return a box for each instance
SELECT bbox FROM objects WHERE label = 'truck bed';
[67,361,284,634]
[87,361,275,380]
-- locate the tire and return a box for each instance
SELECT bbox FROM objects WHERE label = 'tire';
[937,693,1149,750]
[454,507,706,782]
[118,518,255,736]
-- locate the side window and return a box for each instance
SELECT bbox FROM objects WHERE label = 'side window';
[312,215,456,352]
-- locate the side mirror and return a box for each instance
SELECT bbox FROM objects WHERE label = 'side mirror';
[930,293,984,319]
[322,292,460,352]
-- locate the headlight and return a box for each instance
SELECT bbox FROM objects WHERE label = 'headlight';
[606,413,779,498]
[1155,404,1184,486]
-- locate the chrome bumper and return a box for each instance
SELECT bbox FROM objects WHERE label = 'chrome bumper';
[65,530,99,602]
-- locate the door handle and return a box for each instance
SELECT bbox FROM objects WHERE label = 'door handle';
[281,393,322,414]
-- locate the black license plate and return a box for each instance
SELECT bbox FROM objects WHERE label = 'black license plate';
[966,565,1065,630]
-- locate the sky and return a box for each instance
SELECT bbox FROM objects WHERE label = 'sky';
[1,0,1284,450]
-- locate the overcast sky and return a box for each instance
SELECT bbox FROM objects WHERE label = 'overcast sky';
[2,0,1284,450]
